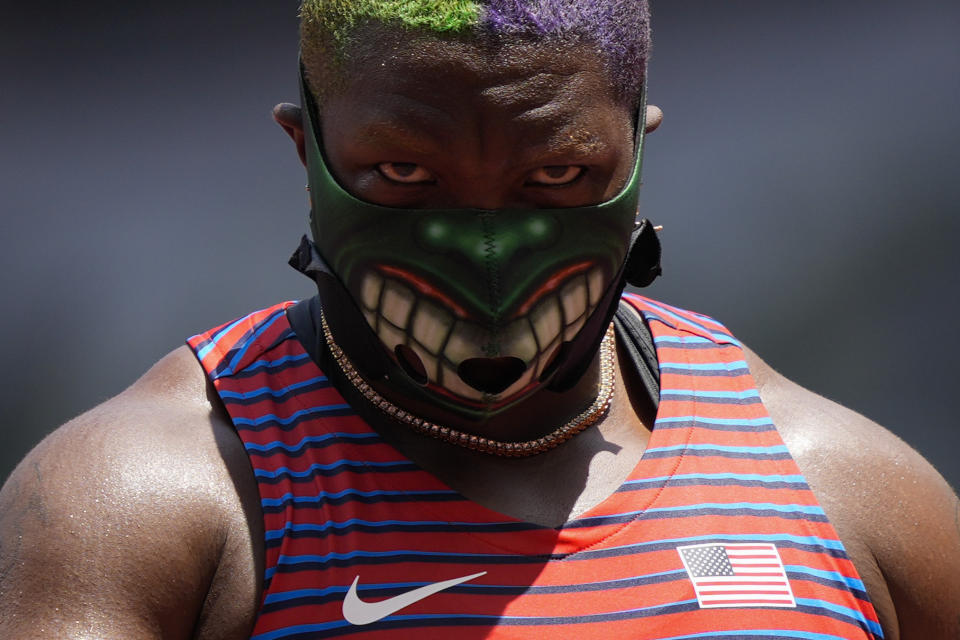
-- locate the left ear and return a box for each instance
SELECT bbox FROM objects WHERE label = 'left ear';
[644,105,663,134]
[273,103,307,166]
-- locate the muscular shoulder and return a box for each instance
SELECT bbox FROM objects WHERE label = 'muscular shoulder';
[0,346,261,639]
[744,346,960,640]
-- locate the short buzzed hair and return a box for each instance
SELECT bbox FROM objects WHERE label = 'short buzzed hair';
[300,0,651,108]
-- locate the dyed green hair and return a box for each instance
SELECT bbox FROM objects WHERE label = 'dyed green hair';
[302,1,481,37]
[299,0,651,107]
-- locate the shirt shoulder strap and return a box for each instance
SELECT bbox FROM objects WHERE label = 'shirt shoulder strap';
[285,296,327,369]
[613,299,660,409]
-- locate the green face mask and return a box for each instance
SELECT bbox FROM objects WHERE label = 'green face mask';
[296,66,659,421]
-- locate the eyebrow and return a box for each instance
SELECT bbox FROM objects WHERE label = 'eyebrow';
[513,122,615,164]
[347,120,615,173]
[348,121,445,156]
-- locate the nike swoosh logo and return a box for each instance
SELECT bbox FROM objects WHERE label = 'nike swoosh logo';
[342,571,487,625]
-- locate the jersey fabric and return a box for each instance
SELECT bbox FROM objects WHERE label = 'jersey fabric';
[187,293,884,640]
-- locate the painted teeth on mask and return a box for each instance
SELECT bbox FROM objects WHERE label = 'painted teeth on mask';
[360,272,384,333]
[530,297,563,349]
[498,317,539,363]
[378,321,407,356]
[358,266,604,398]
[561,276,589,341]
[443,321,491,362]
[587,266,604,307]
[381,280,415,328]
[375,280,415,353]
[361,272,384,311]
[411,299,454,354]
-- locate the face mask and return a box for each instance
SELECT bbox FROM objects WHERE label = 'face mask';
[294,65,660,421]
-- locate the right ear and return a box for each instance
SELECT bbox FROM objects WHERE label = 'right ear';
[272,103,307,166]
[644,105,663,134]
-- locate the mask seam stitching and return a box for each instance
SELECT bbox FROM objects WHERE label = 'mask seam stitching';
[480,211,501,357]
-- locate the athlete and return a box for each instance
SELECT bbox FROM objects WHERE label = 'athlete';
[1,2,958,639]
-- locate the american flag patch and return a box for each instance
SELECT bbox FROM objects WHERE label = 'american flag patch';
[677,543,796,608]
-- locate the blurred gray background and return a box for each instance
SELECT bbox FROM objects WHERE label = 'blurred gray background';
[2,1,958,488]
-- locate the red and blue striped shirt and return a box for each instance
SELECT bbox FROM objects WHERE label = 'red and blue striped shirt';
[188,293,883,640]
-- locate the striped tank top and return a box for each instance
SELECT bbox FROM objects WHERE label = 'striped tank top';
[188,293,883,640]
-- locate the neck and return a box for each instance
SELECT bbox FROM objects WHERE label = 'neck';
[354,331,653,527]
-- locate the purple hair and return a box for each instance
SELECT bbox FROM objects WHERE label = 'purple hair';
[482,0,651,103]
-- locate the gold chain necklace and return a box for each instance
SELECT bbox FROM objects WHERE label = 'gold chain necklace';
[320,311,616,457]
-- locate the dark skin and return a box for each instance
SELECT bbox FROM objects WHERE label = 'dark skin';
[1,35,958,640]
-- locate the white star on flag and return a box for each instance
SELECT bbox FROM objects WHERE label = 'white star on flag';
[677,542,796,609]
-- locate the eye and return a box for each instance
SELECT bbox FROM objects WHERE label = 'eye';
[526,165,585,186]
[377,162,435,184]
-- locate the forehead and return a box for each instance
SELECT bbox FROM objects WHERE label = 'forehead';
[316,31,629,136]
[341,29,612,85]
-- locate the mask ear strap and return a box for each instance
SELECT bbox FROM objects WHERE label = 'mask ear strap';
[289,235,390,381]
[624,218,663,287]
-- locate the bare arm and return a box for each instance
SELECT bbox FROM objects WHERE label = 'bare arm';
[746,346,960,640]
[0,347,262,639]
